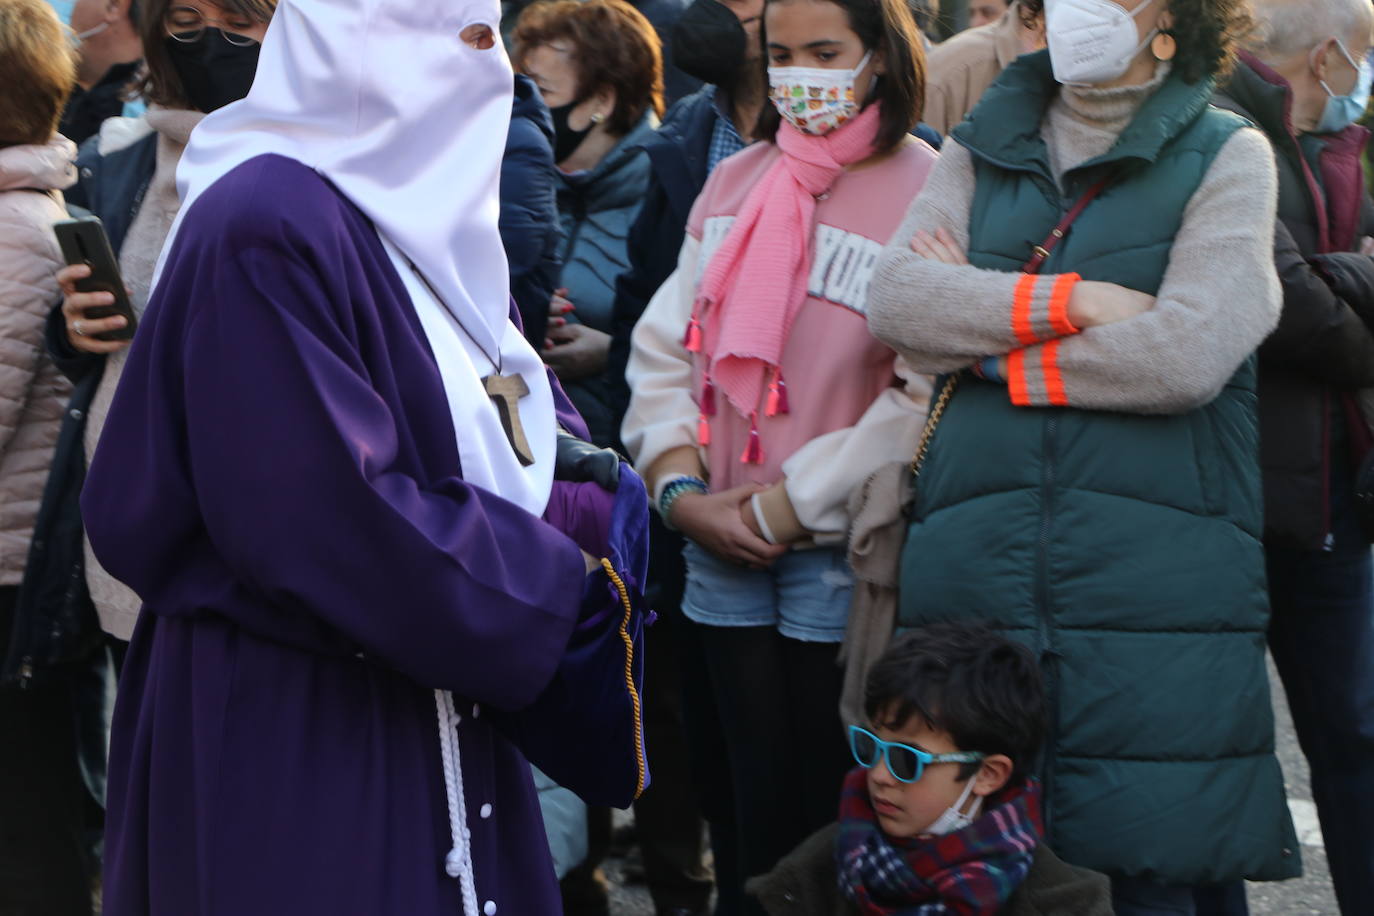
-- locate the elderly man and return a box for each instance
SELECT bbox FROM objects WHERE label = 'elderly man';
[1214,1,1374,913]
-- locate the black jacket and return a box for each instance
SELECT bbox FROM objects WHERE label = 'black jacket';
[1,132,152,685]
[626,0,703,106]
[58,61,142,146]
[501,74,564,348]
[1215,54,1374,549]
[605,85,719,439]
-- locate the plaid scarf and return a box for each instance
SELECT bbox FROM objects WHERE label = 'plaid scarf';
[835,768,1044,915]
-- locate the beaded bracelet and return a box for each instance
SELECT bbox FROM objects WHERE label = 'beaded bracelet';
[658,475,709,529]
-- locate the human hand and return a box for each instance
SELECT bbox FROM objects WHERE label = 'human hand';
[544,323,612,381]
[909,228,969,266]
[1066,280,1155,329]
[673,483,788,568]
[1360,236,1374,256]
[546,288,575,332]
[59,264,131,354]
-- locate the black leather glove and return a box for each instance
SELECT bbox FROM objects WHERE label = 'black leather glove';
[555,430,621,492]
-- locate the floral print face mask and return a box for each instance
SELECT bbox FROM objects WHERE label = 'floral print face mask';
[768,50,872,136]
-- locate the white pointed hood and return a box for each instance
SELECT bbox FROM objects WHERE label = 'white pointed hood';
[159,0,515,359]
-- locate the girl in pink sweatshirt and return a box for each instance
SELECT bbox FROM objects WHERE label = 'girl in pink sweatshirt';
[622,0,935,888]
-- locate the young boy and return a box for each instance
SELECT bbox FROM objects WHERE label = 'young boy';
[747,623,1113,915]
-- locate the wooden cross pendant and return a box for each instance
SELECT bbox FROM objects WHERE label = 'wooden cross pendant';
[483,374,535,467]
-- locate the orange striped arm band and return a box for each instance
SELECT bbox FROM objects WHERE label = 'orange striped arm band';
[1011,273,1082,346]
[1007,341,1070,407]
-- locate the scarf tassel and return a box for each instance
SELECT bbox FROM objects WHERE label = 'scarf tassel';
[765,369,790,417]
[697,412,712,447]
[683,315,703,353]
[701,379,717,417]
[740,413,764,465]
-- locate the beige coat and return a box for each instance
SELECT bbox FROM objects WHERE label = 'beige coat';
[923,4,1030,136]
[0,138,76,586]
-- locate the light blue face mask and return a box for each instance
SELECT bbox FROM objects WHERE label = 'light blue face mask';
[1317,39,1373,134]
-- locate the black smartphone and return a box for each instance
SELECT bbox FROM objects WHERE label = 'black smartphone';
[52,216,137,342]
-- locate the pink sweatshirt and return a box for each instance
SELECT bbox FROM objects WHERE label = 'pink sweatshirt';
[624,138,937,542]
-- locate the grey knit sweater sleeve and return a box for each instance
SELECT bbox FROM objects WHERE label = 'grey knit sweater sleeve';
[1016,128,1279,413]
[867,128,1281,415]
[867,141,1046,373]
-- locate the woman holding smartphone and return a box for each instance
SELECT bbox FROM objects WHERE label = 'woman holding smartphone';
[45,0,274,663]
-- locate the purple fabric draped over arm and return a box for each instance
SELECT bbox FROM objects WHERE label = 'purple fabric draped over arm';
[82,166,588,710]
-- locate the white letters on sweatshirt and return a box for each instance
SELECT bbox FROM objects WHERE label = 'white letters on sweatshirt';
[697,216,885,315]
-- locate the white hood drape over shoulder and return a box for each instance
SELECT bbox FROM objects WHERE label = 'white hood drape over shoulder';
[156,0,559,516]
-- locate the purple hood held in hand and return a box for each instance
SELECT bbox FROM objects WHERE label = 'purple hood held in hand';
[507,461,654,809]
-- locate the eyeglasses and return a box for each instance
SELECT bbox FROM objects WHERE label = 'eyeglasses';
[848,726,984,784]
[164,5,260,46]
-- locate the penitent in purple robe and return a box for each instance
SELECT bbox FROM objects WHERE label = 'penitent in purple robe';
[81,154,613,915]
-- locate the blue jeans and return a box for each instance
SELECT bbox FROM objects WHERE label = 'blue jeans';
[681,542,854,641]
[1265,470,1374,915]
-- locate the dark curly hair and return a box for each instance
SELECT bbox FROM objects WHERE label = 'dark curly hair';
[1019,0,1253,83]
[864,623,1047,780]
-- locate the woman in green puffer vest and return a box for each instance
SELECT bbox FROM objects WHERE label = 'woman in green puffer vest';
[865,0,1301,911]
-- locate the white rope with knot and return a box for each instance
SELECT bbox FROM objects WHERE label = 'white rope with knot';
[435,688,480,915]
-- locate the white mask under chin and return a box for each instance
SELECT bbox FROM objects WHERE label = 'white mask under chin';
[1045,0,1159,87]
[922,776,983,836]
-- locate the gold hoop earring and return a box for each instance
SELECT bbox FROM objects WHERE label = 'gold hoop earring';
[1151,31,1177,62]
[590,112,606,125]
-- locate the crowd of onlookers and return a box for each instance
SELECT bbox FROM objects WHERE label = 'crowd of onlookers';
[2,0,1373,913]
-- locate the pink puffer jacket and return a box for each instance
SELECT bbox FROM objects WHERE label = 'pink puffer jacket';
[0,137,76,586]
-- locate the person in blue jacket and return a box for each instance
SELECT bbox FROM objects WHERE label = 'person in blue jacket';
[513,0,664,450]
[501,72,564,349]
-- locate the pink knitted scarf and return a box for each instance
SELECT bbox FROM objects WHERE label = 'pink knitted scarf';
[687,104,883,462]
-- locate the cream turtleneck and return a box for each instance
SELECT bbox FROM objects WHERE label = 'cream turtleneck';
[1043,62,1172,184]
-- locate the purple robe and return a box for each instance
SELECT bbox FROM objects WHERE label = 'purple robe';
[82,154,614,914]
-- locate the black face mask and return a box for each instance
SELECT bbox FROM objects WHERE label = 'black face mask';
[671,0,748,89]
[165,30,260,113]
[548,100,593,164]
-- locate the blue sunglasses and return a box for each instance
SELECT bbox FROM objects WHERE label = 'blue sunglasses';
[848,725,985,784]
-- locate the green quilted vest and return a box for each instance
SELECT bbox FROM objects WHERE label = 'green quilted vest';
[899,52,1300,884]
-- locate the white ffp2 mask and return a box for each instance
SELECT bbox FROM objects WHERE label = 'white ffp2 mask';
[922,776,984,836]
[1045,0,1158,87]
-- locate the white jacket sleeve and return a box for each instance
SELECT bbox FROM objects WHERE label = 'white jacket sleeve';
[621,235,702,480]
[775,357,932,545]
